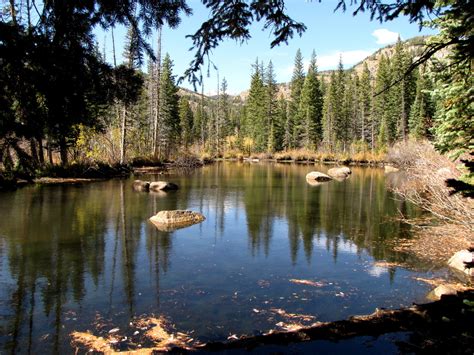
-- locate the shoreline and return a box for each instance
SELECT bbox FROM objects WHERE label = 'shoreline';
[0,158,388,190]
[392,223,474,268]
[71,290,474,353]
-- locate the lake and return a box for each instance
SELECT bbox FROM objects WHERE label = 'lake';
[0,162,450,353]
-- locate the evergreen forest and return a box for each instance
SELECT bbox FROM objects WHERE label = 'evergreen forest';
[0,1,472,180]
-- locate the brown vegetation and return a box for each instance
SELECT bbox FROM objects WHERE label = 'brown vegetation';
[71,316,194,354]
[70,291,474,353]
[387,141,473,231]
[219,148,386,165]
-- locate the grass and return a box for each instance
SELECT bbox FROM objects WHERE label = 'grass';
[271,149,386,164]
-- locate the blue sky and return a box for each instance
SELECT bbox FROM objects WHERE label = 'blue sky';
[96,0,436,95]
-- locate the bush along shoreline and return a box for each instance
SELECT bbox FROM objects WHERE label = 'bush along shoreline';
[212,148,387,166]
[0,162,133,190]
[0,154,215,190]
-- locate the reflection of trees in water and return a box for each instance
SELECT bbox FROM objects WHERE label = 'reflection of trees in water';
[2,186,109,352]
[0,164,421,352]
[187,163,418,265]
[204,163,419,265]
[0,181,179,352]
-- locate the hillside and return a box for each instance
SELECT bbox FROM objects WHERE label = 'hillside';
[235,35,436,101]
[178,36,443,104]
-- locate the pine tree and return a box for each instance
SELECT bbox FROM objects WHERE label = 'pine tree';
[119,26,143,163]
[389,37,415,142]
[409,65,434,139]
[342,71,358,150]
[374,55,392,148]
[289,49,305,148]
[280,96,291,151]
[333,56,347,149]
[158,53,179,158]
[179,97,193,149]
[218,78,231,144]
[298,50,323,148]
[244,59,266,152]
[358,63,372,145]
[123,26,143,69]
[264,61,278,152]
[322,72,337,150]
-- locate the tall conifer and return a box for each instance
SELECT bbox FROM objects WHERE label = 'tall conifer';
[298,50,323,148]
[158,53,179,157]
[265,61,278,152]
[409,66,434,139]
[289,49,305,148]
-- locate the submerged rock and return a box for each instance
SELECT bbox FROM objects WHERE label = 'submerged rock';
[448,250,474,277]
[149,210,205,231]
[133,180,150,191]
[384,165,400,174]
[429,284,458,300]
[327,166,351,179]
[149,181,179,192]
[305,171,332,182]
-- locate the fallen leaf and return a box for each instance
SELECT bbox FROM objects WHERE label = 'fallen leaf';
[289,279,325,287]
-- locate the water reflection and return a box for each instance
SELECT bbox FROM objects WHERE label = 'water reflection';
[0,163,428,353]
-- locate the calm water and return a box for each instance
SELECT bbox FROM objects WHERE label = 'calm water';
[0,163,448,353]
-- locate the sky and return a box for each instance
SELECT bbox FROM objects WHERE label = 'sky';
[96,0,436,95]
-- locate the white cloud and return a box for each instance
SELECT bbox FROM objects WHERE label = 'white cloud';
[372,29,399,45]
[317,50,373,70]
[367,265,388,278]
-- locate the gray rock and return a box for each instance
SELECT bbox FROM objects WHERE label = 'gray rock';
[428,284,458,300]
[327,166,351,179]
[132,180,150,192]
[448,250,474,276]
[306,171,332,182]
[149,210,205,231]
[149,181,179,192]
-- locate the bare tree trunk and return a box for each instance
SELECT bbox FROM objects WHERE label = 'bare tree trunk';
[59,137,68,166]
[47,141,53,165]
[148,73,154,152]
[120,106,127,164]
[37,136,44,165]
[153,26,162,157]
[111,26,117,68]
[200,72,205,149]
[29,138,38,165]
[9,0,17,26]
[26,0,32,31]
[216,70,220,157]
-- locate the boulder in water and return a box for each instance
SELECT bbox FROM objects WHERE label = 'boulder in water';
[327,167,351,179]
[149,210,205,231]
[149,181,179,192]
[133,180,150,192]
[305,171,332,182]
